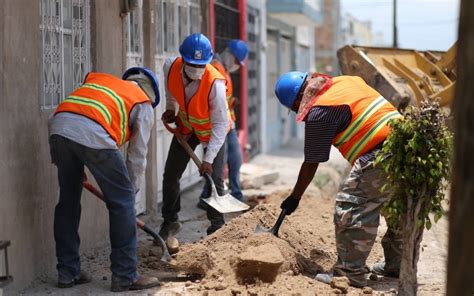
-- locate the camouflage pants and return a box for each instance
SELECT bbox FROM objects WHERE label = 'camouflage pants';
[333,155,402,286]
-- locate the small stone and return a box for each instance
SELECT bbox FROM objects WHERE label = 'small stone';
[102,276,107,281]
[231,287,242,295]
[332,289,342,294]
[390,288,397,294]
[215,282,227,290]
[322,214,330,219]
[194,279,200,283]
[330,276,350,293]
[363,287,373,294]
[202,291,209,296]
[284,270,294,276]
[185,281,192,287]
[369,273,379,281]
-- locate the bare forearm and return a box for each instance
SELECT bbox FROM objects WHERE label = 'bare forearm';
[291,161,319,199]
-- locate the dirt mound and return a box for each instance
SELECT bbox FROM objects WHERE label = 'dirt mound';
[151,189,337,294]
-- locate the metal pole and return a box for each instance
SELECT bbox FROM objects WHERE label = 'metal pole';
[393,0,398,48]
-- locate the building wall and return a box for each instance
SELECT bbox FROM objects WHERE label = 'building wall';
[0,0,126,291]
[314,0,341,75]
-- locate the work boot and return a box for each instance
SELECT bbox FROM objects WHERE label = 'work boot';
[197,199,208,210]
[111,275,160,292]
[372,262,400,278]
[58,271,92,288]
[206,223,223,235]
[158,221,182,241]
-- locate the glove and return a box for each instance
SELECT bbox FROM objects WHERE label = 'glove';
[280,195,300,215]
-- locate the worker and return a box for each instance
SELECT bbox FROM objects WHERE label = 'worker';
[274,72,403,287]
[160,33,231,248]
[197,39,249,208]
[48,68,161,292]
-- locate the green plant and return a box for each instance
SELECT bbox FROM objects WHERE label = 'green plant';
[375,99,452,296]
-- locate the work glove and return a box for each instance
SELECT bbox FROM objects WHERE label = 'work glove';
[280,195,300,215]
[161,109,176,123]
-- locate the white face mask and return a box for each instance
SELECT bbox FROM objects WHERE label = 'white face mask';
[184,64,205,80]
[222,50,240,73]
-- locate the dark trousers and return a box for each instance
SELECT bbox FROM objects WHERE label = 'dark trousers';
[49,135,138,284]
[162,134,225,227]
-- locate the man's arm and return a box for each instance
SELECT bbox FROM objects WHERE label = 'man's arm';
[203,79,229,164]
[163,57,178,112]
[292,161,320,199]
[126,103,154,192]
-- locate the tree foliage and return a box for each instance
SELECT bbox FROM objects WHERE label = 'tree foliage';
[375,99,452,231]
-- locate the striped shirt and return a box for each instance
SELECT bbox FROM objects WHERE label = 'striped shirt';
[304,105,383,163]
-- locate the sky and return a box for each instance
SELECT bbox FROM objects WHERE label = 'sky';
[341,0,460,51]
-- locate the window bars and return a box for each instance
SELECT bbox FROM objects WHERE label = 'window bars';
[40,0,90,110]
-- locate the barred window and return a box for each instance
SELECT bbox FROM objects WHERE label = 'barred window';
[40,0,90,110]
[126,0,144,67]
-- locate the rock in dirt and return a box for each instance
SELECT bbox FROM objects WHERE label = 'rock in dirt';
[166,237,180,254]
[363,286,373,294]
[235,243,284,283]
[330,276,350,293]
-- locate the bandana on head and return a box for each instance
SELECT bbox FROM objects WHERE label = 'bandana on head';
[296,73,333,122]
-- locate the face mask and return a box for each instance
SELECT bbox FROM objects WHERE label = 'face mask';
[222,50,240,73]
[184,64,205,80]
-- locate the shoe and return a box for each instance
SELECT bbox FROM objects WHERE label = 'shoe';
[111,275,160,292]
[197,199,208,210]
[206,224,223,235]
[316,271,366,288]
[58,271,92,288]
[372,262,400,278]
[158,221,182,241]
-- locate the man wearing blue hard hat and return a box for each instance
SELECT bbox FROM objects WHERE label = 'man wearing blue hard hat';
[48,67,161,291]
[197,39,249,208]
[274,72,403,288]
[160,33,231,250]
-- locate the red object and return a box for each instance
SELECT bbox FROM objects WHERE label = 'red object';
[208,0,215,49]
[238,0,248,161]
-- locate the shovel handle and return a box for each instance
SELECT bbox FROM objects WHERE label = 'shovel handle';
[272,209,287,237]
[163,120,203,169]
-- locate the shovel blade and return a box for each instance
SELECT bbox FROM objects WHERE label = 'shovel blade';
[255,224,271,234]
[202,193,250,213]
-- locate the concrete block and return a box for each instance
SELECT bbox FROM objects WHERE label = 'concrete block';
[234,244,284,283]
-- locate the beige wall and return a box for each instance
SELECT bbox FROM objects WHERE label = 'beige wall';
[0,0,126,291]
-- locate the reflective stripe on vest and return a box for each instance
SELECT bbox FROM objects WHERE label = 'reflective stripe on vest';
[82,83,128,144]
[345,111,401,163]
[64,96,112,125]
[54,72,150,146]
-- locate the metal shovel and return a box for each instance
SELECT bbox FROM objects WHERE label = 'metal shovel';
[83,175,172,262]
[255,209,287,237]
[163,120,249,213]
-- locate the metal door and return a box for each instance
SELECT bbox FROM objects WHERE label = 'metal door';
[245,5,261,158]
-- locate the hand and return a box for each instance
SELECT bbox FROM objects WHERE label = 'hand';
[161,109,176,123]
[200,161,213,176]
[280,195,300,215]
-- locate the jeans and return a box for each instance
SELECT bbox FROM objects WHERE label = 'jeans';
[162,134,225,227]
[200,129,243,201]
[49,135,138,284]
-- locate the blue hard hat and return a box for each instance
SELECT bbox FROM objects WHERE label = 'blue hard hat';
[122,67,161,108]
[274,71,308,109]
[227,39,249,65]
[179,33,213,65]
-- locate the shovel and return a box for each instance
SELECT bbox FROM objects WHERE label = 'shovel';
[163,120,249,213]
[83,175,172,262]
[255,209,287,237]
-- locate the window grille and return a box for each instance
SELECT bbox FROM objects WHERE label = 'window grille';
[126,0,144,67]
[40,0,90,110]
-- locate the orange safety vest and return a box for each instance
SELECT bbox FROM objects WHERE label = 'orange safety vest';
[211,60,236,122]
[313,76,401,164]
[167,57,231,143]
[55,72,151,146]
